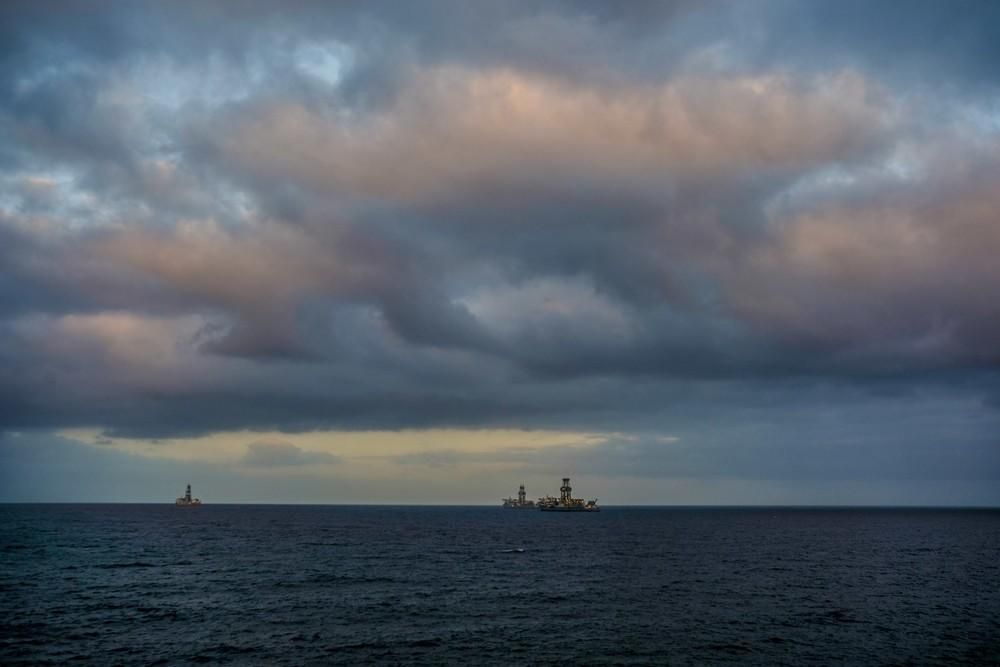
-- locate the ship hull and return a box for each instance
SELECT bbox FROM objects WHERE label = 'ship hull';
[539,506,599,512]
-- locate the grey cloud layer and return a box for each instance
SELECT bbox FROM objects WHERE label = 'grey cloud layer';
[243,441,340,467]
[1,0,999,479]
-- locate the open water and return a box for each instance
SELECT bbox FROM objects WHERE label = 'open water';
[1,505,999,665]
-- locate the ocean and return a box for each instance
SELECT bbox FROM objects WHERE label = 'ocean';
[2,505,998,665]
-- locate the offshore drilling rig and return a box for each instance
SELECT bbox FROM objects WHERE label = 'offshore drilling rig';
[503,478,599,511]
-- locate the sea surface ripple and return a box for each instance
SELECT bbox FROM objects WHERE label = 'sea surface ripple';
[2,505,999,665]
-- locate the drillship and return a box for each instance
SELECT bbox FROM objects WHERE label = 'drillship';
[501,478,599,511]
[175,483,202,507]
[502,484,536,509]
[537,478,599,512]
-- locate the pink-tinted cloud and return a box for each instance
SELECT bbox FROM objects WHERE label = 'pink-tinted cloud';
[205,67,893,203]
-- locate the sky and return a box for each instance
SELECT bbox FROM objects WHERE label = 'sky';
[1,0,999,504]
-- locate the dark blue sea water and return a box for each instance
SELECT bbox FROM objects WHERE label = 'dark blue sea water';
[2,505,999,665]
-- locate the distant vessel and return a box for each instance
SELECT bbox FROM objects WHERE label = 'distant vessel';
[538,478,599,512]
[502,484,536,509]
[175,484,202,507]
[502,478,599,511]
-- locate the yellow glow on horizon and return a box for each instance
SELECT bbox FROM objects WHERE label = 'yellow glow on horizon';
[57,427,613,477]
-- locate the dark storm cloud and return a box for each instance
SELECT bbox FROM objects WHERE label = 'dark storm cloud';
[0,0,999,484]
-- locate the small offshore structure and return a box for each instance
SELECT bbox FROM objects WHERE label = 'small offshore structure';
[502,483,536,509]
[502,478,599,511]
[175,483,202,507]
[538,478,599,512]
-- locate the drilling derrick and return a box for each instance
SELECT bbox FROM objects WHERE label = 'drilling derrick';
[502,482,536,509]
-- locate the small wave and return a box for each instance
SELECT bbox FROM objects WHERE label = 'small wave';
[703,642,754,654]
[408,637,443,648]
[326,640,389,653]
[96,561,156,569]
[815,608,861,625]
[306,574,399,584]
[134,606,180,621]
[501,548,525,553]
[0,621,49,638]
[324,638,442,653]
[207,643,259,655]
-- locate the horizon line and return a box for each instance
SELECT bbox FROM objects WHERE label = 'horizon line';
[2,502,998,509]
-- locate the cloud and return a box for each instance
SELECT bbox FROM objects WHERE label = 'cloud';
[748,0,1000,91]
[202,67,892,206]
[0,1,999,504]
[242,441,340,467]
[390,403,1000,483]
[722,137,1000,367]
